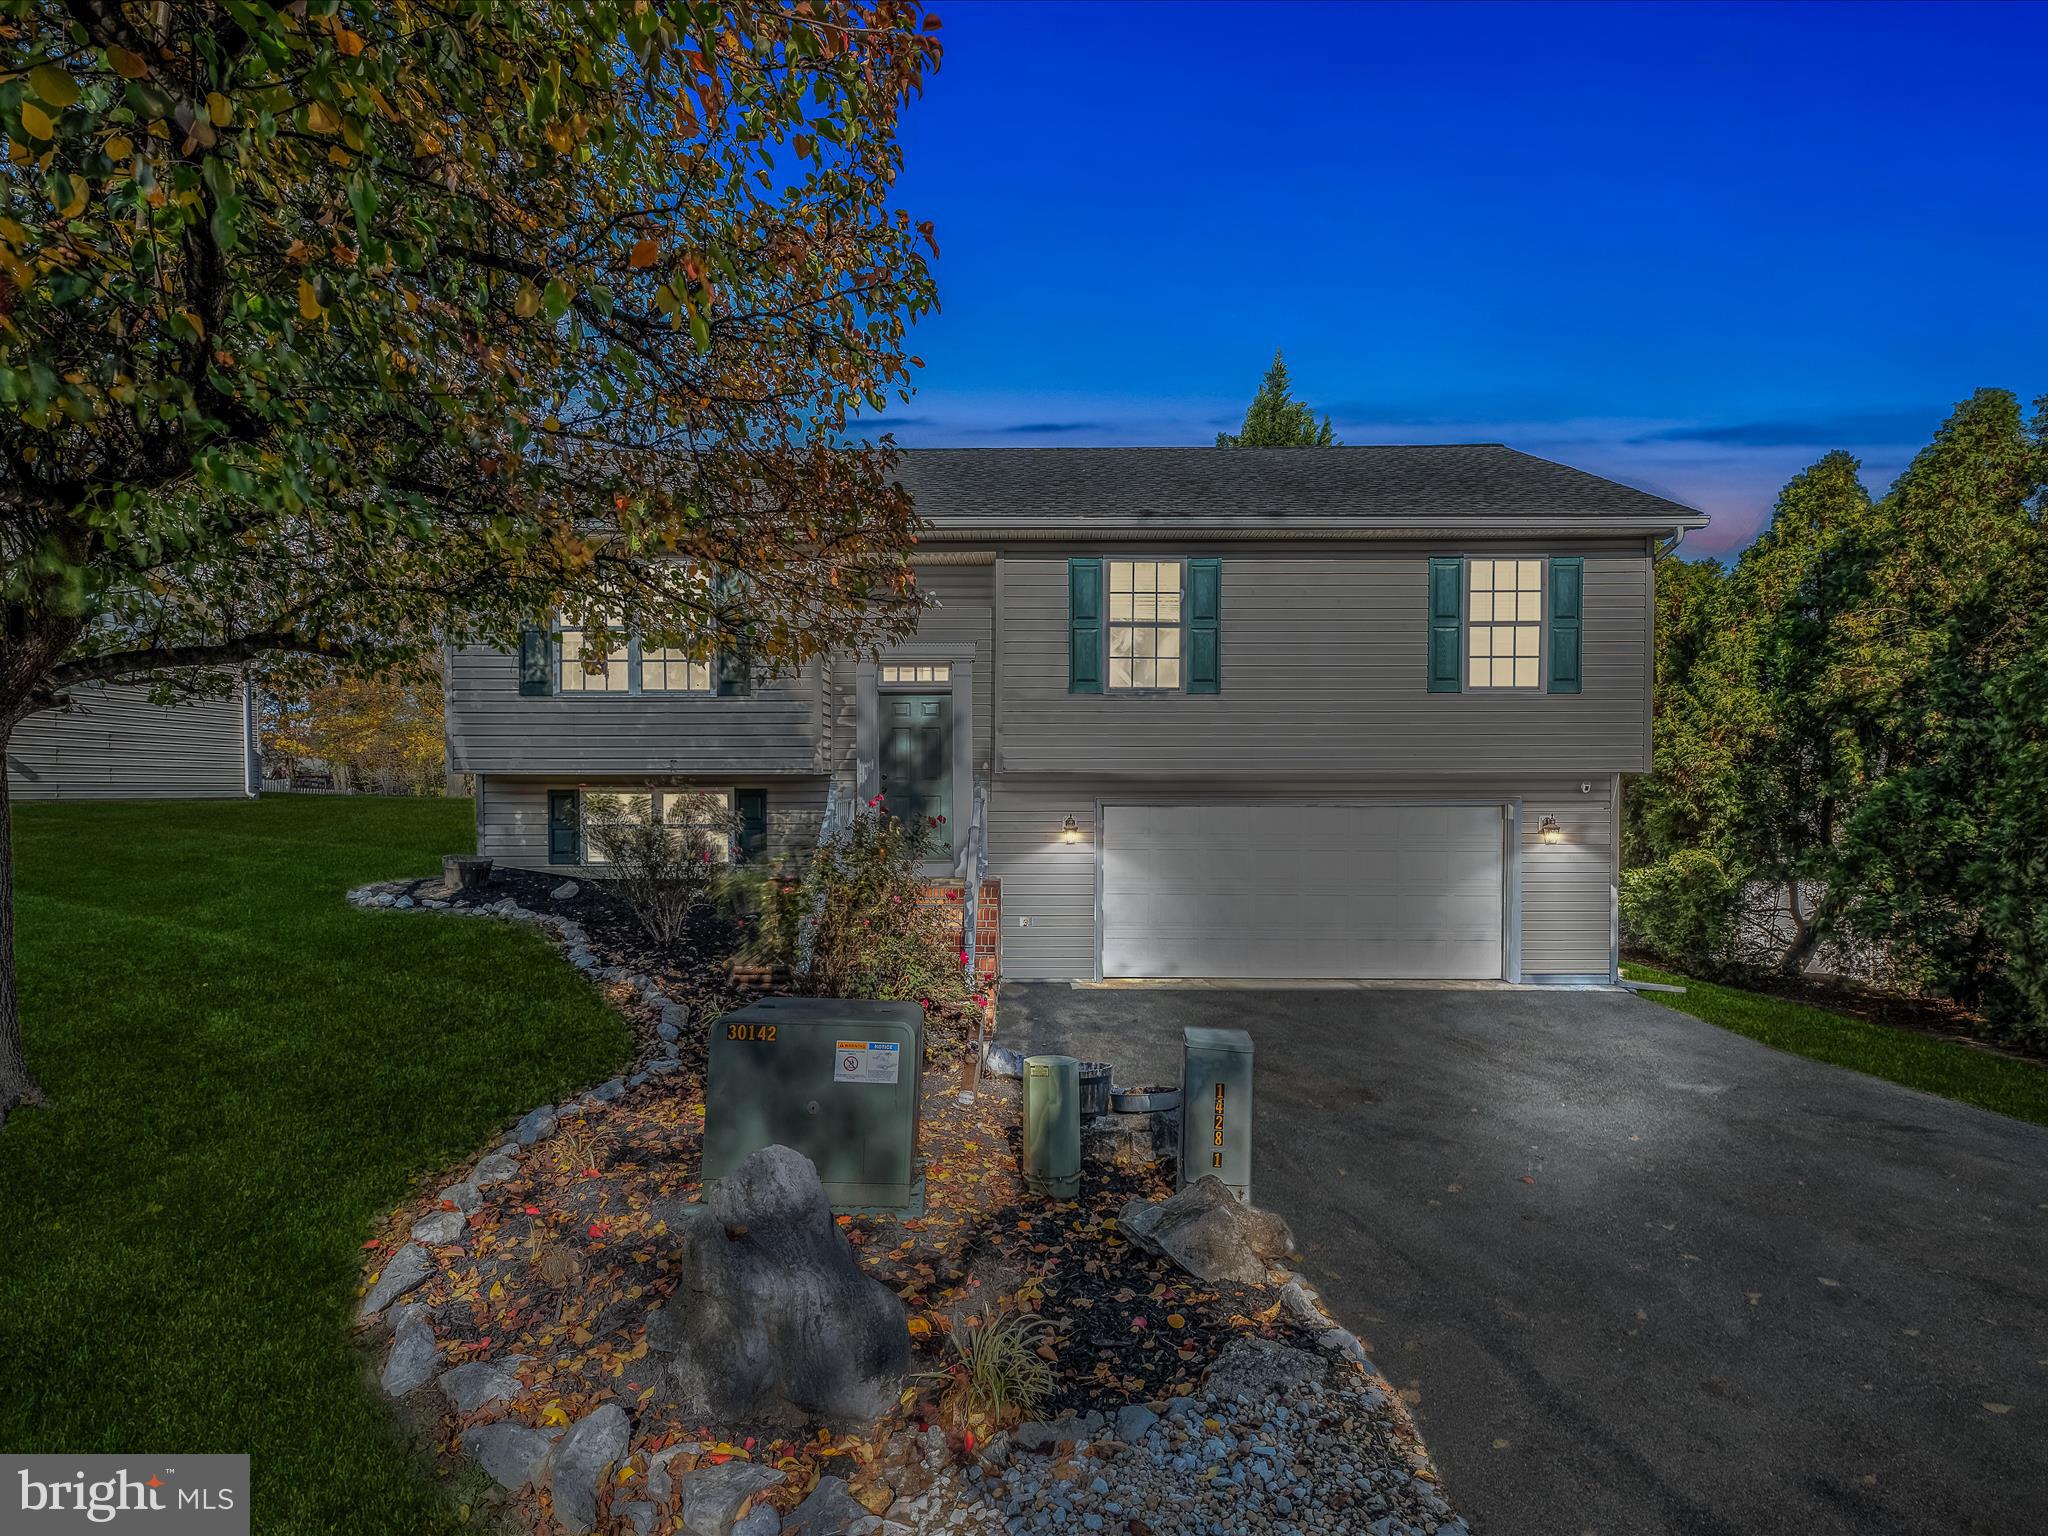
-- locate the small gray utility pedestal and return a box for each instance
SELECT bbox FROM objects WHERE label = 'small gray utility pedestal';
[1180,1026,1254,1202]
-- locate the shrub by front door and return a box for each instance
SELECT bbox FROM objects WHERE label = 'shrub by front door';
[881,693,952,857]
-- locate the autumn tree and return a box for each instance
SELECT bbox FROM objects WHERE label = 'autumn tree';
[0,0,945,1125]
[266,667,446,793]
[1215,350,1337,447]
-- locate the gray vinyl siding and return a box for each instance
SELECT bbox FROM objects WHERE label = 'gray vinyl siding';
[994,543,1651,777]
[476,774,828,873]
[988,776,1613,982]
[445,645,823,776]
[6,684,252,801]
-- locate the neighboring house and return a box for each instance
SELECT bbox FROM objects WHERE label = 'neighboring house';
[7,682,261,802]
[445,446,1705,984]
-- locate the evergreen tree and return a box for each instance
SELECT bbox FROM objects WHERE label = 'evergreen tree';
[1215,351,1338,447]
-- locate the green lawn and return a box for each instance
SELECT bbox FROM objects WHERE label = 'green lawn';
[1623,962,2048,1128]
[0,797,630,1533]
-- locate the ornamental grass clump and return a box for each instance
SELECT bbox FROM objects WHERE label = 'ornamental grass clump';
[927,1308,1057,1433]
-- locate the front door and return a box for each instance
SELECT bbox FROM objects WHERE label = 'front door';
[880,693,952,858]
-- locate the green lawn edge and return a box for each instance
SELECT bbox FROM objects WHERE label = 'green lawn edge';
[1622,962,2048,1129]
[0,797,632,1534]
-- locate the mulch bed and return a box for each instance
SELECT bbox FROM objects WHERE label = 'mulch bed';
[366,870,1316,1525]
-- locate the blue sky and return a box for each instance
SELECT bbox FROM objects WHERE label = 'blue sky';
[870,1,2048,557]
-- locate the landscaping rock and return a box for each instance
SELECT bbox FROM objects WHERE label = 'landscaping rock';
[660,1002,691,1034]
[513,1105,559,1146]
[438,1181,483,1214]
[1201,1335,1325,1402]
[358,1242,433,1319]
[438,1356,530,1414]
[1013,1412,1102,1452]
[782,1475,870,1535]
[591,1077,626,1102]
[548,1402,630,1535]
[381,1314,440,1396]
[677,1461,784,1536]
[730,1504,780,1536]
[644,1444,700,1503]
[1114,1404,1160,1444]
[1117,1174,1294,1286]
[646,1058,683,1076]
[461,1422,553,1492]
[470,1151,520,1189]
[617,1501,658,1536]
[647,1145,909,1428]
[551,880,580,901]
[411,1210,467,1246]
[656,1020,681,1043]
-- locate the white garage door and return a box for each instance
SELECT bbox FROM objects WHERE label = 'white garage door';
[1100,804,1506,979]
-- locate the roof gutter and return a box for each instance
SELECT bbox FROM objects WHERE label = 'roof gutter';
[918,516,1711,543]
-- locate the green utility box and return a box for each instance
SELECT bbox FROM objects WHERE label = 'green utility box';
[1181,1026,1254,1202]
[702,997,924,1214]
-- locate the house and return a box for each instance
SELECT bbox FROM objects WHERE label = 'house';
[7,681,262,802]
[444,446,1706,984]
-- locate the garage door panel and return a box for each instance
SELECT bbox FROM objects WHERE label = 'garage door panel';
[1100,804,1505,979]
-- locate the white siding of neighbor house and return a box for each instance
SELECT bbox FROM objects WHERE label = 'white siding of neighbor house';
[991,542,1652,778]
[987,776,1614,982]
[476,774,828,873]
[6,684,253,801]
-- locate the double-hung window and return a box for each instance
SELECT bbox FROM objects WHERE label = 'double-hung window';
[580,788,734,865]
[1107,559,1183,692]
[640,647,713,694]
[1467,559,1543,690]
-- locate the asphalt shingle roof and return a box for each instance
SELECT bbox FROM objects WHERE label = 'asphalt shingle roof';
[889,445,1702,524]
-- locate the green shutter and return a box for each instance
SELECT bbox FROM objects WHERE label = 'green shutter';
[1427,557,1463,693]
[1068,558,1103,694]
[518,626,552,696]
[735,788,768,861]
[1186,558,1221,694]
[714,647,751,697]
[547,790,581,865]
[1548,556,1583,694]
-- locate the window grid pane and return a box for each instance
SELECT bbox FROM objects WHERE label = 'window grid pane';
[559,629,630,692]
[642,648,711,693]
[1466,560,1543,689]
[1106,561,1185,692]
[881,663,951,685]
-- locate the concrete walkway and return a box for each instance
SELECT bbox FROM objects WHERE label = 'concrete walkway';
[1000,981,2048,1536]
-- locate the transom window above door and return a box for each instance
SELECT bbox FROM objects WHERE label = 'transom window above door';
[881,663,951,685]
[1108,559,1183,691]
[1468,559,1543,689]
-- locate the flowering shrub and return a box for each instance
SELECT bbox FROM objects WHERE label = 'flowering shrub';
[583,790,740,945]
[750,795,976,1005]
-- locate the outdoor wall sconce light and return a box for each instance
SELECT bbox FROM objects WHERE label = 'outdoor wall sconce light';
[1062,816,1080,845]
[1538,815,1564,845]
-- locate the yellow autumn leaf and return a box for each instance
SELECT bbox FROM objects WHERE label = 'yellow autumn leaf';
[628,237,659,269]
[206,93,233,128]
[1166,1313,1186,1330]
[0,216,27,248]
[298,279,324,321]
[616,1466,635,1483]
[306,101,341,134]
[29,65,79,109]
[108,46,149,80]
[336,27,367,57]
[906,1318,931,1338]
[19,101,55,142]
[540,1400,570,1427]
[515,284,541,318]
[105,135,133,161]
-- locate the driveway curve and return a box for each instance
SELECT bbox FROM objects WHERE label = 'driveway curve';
[1001,981,2048,1536]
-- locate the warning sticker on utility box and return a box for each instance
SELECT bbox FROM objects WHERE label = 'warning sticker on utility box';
[833,1040,902,1085]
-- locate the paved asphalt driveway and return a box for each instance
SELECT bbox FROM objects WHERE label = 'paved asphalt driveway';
[1000,981,2048,1536]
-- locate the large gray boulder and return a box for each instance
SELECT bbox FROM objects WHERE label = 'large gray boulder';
[438,1356,530,1414]
[380,1315,440,1396]
[1117,1175,1294,1286]
[549,1402,630,1534]
[646,1145,909,1429]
